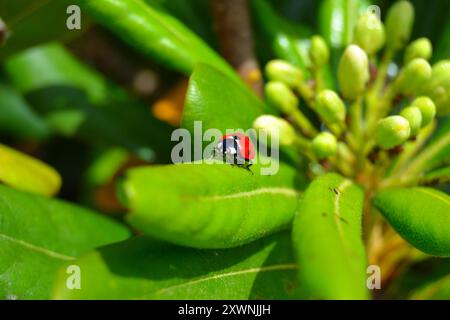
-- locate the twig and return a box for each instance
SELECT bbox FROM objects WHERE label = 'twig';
[210,0,263,96]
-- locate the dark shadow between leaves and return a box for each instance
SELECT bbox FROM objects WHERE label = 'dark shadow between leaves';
[97,232,287,282]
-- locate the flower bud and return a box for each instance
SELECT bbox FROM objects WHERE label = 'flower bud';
[265,60,303,88]
[395,58,432,95]
[309,35,329,68]
[411,96,436,127]
[375,116,411,150]
[385,0,414,50]
[400,106,422,137]
[404,38,432,64]
[338,45,369,100]
[312,132,338,159]
[424,60,450,115]
[253,115,296,147]
[353,12,385,55]
[315,90,346,125]
[264,81,298,114]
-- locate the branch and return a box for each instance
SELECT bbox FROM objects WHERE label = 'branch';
[210,0,263,96]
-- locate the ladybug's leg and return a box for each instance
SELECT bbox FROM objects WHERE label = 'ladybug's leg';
[244,163,254,175]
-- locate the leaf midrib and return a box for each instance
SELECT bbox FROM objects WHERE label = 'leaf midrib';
[417,188,450,205]
[139,263,298,299]
[197,187,300,201]
[0,232,75,261]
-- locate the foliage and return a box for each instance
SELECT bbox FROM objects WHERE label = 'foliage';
[0,0,449,300]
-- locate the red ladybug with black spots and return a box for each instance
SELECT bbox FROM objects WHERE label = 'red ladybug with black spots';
[212,133,255,173]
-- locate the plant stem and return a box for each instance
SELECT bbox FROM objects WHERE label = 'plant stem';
[368,49,394,104]
[382,130,450,187]
[295,82,315,109]
[290,109,318,138]
[387,121,436,177]
[210,0,263,96]
[313,67,324,93]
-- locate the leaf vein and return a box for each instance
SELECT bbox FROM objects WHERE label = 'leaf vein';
[0,233,75,261]
[150,263,298,297]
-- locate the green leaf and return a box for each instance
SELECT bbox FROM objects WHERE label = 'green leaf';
[422,166,450,185]
[79,0,239,82]
[410,275,450,300]
[0,143,61,196]
[318,0,371,50]
[251,0,312,73]
[430,12,450,62]
[0,84,50,139]
[425,117,450,170]
[0,0,87,59]
[386,257,450,299]
[292,173,369,299]
[374,187,450,257]
[123,162,306,249]
[5,42,112,105]
[5,43,174,161]
[52,231,302,299]
[182,63,271,133]
[318,0,371,72]
[150,0,215,45]
[0,184,130,299]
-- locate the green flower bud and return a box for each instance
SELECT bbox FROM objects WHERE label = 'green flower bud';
[315,90,346,125]
[353,12,385,55]
[264,81,298,114]
[424,60,450,115]
[253,115,296,147]
[312,132,338,159]
[265,60,303,88]
[309,35,329,68]
[411,96,436,127]
[400,106,422,136]
[385,0,414,50]
[395,58,432,95]
[404,38,432,64]
[375,116,411,150]
[338,45,369,100]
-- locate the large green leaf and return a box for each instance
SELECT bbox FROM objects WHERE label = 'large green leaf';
[374,187,450,257]
[182,63,271,134]
[0,143,61,196]
[5,43,173,162]
[318,0,371,73]
[124,162,306,249]
[292,173,368,299]
[150,0,215,46]
[78,0,239,83]
[318,0,371,50]
[0,185,130,299]
[0,0,87,59]
[410,275,450,300]
[0,84,50,139]
[251,0,312,73]
[52,231,302,299]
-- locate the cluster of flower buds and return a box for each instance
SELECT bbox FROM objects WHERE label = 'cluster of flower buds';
[253,0,448,178]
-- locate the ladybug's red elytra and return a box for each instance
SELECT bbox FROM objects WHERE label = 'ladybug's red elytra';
[212,133,255,173]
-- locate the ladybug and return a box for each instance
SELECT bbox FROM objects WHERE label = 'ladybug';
[212,132,255,173]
